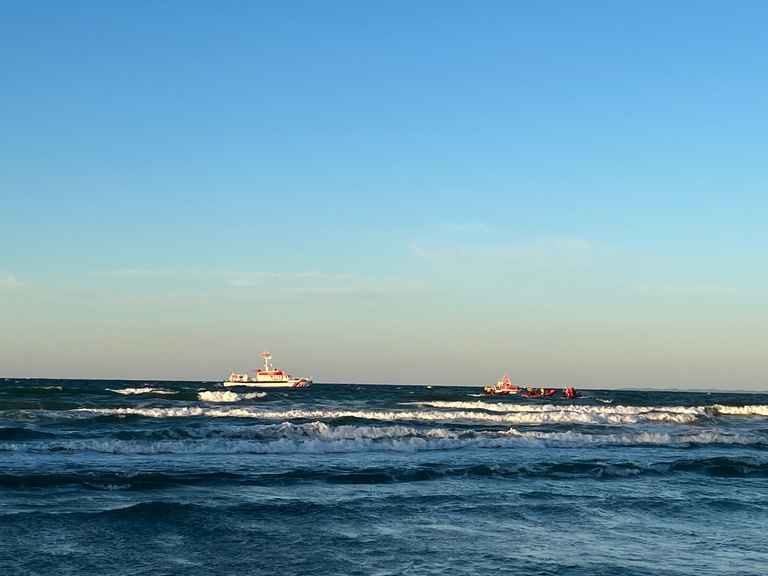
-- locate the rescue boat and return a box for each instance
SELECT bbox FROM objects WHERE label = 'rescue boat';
[224,351,311,388]
[482,375,520,396]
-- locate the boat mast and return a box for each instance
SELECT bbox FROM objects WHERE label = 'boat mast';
[262,350,272,372]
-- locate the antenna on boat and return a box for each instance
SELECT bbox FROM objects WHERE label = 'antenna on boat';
[261,350,272,372]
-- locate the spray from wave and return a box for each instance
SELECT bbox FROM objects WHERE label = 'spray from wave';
[198,391,267,402]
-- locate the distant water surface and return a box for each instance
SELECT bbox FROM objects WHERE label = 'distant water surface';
[2,379,768,575]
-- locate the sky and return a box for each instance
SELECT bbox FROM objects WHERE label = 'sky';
[1,1,767,388]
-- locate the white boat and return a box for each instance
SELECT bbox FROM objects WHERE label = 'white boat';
[224,351,311,388]
[482,374,520,395]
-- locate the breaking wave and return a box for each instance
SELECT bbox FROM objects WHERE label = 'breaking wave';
[108,387,175,395]
[72,404,705,425]
[198,391,266,402]
[413,401,706,422]
[3,421,767,455]
[712,405,768,417]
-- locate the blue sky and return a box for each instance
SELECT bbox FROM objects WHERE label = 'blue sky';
[1,1,767,387]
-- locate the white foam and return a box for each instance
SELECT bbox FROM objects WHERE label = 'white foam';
[415,400,701,414]
[265,421,458,441]
[108,387,174,395]
[2,423,765,455]
[505,428,768,448]
[0,422,465,455]
[713,405,768,417]
[408,401,706,424]
[72,404,705,425]
[198,391,266,403]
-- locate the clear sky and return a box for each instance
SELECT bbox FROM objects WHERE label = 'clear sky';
[1,1,767,388]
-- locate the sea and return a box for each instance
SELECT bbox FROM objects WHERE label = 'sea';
[2,379,768,576]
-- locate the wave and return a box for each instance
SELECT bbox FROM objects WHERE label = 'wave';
[197,391,266,403]
[108,387,175,395]
[412,401,706,423]
[3,420,767,455]
[58,457,768,490]
[70,405,705,425]
[712,405,768,417]
[0,385,64,394]
[3,455,768,491]
[0,471,242,490]
[0,427,57,441]
[0,423,463,455]
[507,428,768,448]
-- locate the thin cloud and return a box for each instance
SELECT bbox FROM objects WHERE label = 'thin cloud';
[90,268,415,296]
[0,273,93,299]
[410,236,596,270]
[0,273,22,289]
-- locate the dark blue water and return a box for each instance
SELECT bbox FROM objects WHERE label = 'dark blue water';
[2,379,768,575]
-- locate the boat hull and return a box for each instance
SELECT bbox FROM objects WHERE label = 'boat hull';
[224,379,311,388]
[482,388,520,396]
[520,389,556,398]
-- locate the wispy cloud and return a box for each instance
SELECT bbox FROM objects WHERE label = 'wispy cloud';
[0,272,94,299]
[0,273,22,289]
[410,236,596,271]
[90,268,421,298]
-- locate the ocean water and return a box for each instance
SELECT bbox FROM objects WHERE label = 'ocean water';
[2,379,768,575]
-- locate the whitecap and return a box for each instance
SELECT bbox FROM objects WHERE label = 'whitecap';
[3,424,766,455]
[198,390,266,403]
[712,404,768,417]
[108,387,174,395]
[73,404,704,426]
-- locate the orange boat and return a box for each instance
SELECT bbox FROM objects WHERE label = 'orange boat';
[520,388,556,398]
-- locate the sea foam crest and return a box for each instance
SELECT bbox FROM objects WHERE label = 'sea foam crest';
[198,391,266,403]
[409,401,706,424]
[712,405,768,417]
[0,423,464,455]
[72,405,702,425]
[2,424,766,455]
[264,421,458,441]
[505,428,768,448]
[108,387,174,395]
